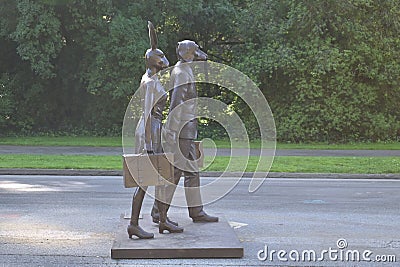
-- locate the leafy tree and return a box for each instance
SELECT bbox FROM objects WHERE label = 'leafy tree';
[235,0,400,142]
[11,0,64,79]
[1,0,399,142]
[0,74,13,130]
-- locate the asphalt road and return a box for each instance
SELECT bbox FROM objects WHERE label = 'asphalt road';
[0,175,399,266]
[1,145,400,156]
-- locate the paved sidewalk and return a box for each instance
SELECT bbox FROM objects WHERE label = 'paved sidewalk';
[1,145,400,157]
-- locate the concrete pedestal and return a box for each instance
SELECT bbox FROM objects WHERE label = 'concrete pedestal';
[111,214,243,259]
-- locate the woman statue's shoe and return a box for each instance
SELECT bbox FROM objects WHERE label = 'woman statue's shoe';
[159,221,184,234]
[152,215,179,226]
[127,224,154,239]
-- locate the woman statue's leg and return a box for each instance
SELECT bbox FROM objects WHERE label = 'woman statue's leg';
[157,185,183,234]
[127,186,154,239]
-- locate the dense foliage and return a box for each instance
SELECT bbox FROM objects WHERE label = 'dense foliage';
[1,0,399,142]
[235,0,400,142]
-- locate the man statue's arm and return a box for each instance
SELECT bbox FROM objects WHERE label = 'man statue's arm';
[166,73,189,135]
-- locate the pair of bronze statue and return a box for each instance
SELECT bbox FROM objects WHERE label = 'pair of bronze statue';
[128,21,218,239]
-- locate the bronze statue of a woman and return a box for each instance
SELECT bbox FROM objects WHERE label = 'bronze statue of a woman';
[128,21,183,239]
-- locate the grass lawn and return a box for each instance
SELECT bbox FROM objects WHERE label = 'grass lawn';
[0,136,399,150]
[1,136,399,174]
[204,156,400,173]
[1,154,399,174]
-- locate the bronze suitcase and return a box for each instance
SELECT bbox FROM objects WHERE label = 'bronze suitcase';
[122,153,174,188]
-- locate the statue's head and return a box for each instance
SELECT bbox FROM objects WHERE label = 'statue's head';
[176,40,207,63]
[145,21,169,71]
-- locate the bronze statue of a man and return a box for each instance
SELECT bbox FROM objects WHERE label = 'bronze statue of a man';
[151,40,219,223]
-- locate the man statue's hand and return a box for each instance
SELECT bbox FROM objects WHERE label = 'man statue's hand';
[140,148,154,154]
[143,143,153,154]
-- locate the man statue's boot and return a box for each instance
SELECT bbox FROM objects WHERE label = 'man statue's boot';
[185,172,219,223]
[127,187,154,239]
